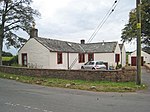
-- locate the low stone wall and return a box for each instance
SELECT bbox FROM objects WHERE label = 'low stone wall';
[0,66,136,82]
[144,64,150,70]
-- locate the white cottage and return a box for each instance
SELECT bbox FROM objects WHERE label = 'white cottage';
[128,50,150,66]
[18,28,126,69]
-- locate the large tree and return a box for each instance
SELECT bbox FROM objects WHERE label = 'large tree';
[121,0,150,50]
[0,0,40,65]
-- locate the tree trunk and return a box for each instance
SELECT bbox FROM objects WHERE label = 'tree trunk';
[0,30,3,66]
[0,1,8,65]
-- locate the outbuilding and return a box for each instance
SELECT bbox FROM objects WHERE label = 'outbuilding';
[128,50,150,66]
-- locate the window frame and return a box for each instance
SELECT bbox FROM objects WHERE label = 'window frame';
[22,53,27,66]
[79,53,85,63]
[57,52,63,64]
[115,54,120,63]
[88,53,94,61]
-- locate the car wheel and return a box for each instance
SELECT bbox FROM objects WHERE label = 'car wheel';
[92,67,95,70]
[81,66,84,69]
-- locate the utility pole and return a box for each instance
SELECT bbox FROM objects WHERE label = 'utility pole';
[136,0,142,85]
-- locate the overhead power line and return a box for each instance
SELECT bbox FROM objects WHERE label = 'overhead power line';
[69,0,120,69]
[87,0,120,43]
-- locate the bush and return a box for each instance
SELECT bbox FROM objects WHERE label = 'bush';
[10,55,18,64]
[116,64,122,69]
[2,55,18,66]
[2,51,13,57]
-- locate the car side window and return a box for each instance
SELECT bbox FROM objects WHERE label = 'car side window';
[89,62,94,65]
[96,62,103,65]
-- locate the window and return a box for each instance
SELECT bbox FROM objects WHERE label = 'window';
[22,53,27,66]
[96,61,103,65]
[79,53,85,63]
[115,54,120,63]
[88,53,94,61]
[89,61,94,65]
[57,52,62,64]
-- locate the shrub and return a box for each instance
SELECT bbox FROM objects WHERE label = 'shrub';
[2,55,18,66]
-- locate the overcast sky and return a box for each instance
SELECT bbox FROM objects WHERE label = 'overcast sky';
[4,0,137,54]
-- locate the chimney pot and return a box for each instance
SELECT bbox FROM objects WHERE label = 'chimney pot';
[30,21,38,38]
[81,39,85,44]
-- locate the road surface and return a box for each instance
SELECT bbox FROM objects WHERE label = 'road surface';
[0,68,150,112]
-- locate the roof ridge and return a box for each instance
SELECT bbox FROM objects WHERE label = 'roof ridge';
[85,41,118,44]
[36,37,79,44]
[34,37,118,53]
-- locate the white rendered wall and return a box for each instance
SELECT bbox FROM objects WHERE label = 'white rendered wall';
[94,53,115,67]
[121,45,126,66]
[18,38,50,69]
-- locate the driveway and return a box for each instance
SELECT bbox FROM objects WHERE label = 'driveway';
[140,67,150,93]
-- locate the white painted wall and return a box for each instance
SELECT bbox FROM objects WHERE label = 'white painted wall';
[128,50,150,64]
[128,54,131,65]
[48,52,85,69]
[120,45,126,66]
[94,53,115,67]
[18,38,50,69]
[69,53,85,69]
[49,52,68,69]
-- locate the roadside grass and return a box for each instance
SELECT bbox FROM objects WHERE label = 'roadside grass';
[0,72,147,92]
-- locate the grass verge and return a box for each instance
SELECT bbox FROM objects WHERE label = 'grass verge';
[0,72,147,92]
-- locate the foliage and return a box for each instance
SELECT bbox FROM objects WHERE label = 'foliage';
[116,64,122,69]
[2,51,13,56]
[0,0,40,65]
[0,72,147,92]
[2,55,18,65]
[121,0,150,47]
[142,46,150,54]
[2,56,13,61]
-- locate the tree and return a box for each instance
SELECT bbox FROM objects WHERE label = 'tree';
[0,0,40,65]
[121,0,150,48]
[2,51,13,56]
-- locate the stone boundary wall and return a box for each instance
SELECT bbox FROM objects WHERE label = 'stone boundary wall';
[144,64,150,70]
[0,66,136,82]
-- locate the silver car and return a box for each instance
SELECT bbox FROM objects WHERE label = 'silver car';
[81,61,106,70]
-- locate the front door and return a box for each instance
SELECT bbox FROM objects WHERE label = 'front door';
[22,53,27,66]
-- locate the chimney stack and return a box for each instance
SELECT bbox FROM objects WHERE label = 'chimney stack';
[80,39,85,44]
[30,21,38,38]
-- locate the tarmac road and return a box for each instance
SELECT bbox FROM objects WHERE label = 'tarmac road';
[0,68,150,112]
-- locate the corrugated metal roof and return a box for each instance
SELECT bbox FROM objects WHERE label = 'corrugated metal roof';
[35,37,117,53]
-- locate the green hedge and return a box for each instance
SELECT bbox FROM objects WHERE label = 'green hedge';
[2,55,18,66]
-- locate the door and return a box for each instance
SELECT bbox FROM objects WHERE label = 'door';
[22,53,27,66]
[131,56,143,66]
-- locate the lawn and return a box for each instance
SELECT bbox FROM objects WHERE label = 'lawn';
[0,72,147,92]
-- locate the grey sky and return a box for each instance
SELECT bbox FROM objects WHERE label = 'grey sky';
[4,0,137,54]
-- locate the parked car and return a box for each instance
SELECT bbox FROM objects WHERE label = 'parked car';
[81,61,106,70]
